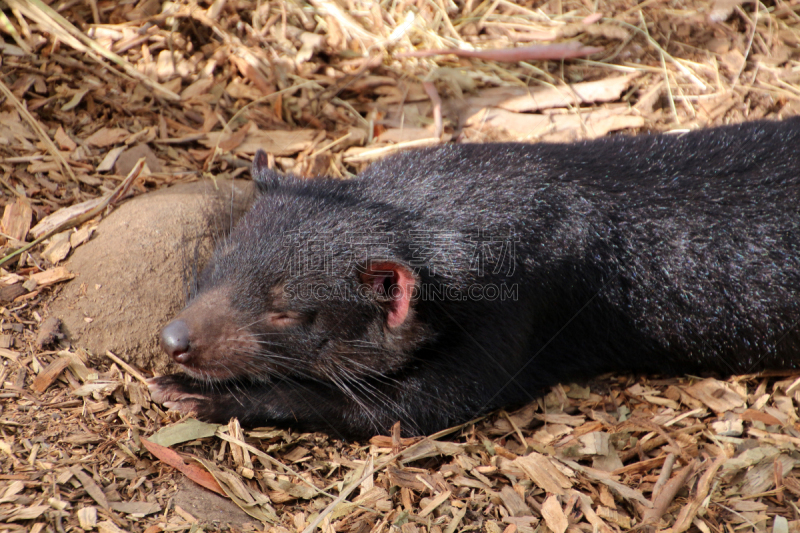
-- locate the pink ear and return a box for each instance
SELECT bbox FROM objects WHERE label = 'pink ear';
[359,262,415,328]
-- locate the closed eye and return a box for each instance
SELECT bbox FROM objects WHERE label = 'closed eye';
[267,311,306,328]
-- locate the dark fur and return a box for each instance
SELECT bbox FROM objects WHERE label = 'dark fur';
[150,119,800,439]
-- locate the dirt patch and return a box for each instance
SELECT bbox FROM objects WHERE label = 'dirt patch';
[45,180,254,374]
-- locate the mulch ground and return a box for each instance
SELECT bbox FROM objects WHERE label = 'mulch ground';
[1,0,800,532]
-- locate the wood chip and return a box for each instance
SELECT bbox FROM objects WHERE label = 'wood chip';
[41,230,72,263]
[1,199,33,242]
[35,317,63,348]
[596,505,632,529]
[541,495,568,533]
[0,283,27,303]
[97,146,127,173]
[684,378,746,412]
[77,506,97,529]
[97,520,127,533]
[29,266,75,287]
[109,501,161,516]
[30,354,72,393]
[418,490,451,517]
[511,452,573,495]
[498,486,531,517]
[30,198,104,239]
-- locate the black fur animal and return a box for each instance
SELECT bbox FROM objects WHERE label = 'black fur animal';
[149,118,800,439]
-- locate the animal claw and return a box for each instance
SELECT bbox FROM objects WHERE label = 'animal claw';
[147,375,207,405]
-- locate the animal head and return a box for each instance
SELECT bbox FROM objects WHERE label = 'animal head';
[160,150,431,385]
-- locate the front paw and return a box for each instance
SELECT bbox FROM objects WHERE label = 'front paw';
[147,374,209,415]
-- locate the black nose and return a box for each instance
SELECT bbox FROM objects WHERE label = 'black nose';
[161,320,191,363]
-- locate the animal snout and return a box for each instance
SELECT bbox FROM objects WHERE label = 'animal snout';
[161,319,192,363]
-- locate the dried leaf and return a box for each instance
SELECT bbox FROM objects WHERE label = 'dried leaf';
[466,74,639,113]
[69,466,109,509]
[202,129,319,156]
[54,126,77,150]
[195,456,279,523]
[85,127,130,147]
[148,419,220,447]
[140,438,226,496]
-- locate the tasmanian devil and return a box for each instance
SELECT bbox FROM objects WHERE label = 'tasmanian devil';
[149,118,800,439]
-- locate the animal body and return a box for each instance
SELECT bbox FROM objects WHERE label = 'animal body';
[149,118,800,439]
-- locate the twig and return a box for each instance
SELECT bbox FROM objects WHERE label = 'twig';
[732,2,759,90]
[669,454,727,532]
[637,418,691,464]
[651,453,677,499]
[308,0,378,48]
[206,81,317,171]
[104,351,148,385]
[641,459,697,526]
[774,457,785,504]
[0,158,144,268]
[397,42,603,61]
[612,17,709,91]
[302,419,478,533]
[5,0,179,101]
[619,424,705,462]
[0,9,30,53]
[423,82,443,139]
[0,77,77,183]
[343,138,441,164]
[501,410,528,452]
[215,431,336,499]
